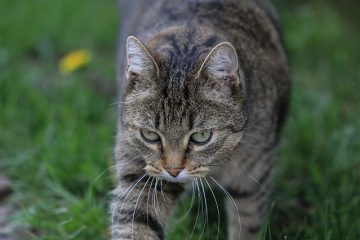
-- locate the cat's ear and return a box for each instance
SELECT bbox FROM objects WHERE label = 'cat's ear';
[196,42,245,103]
[126,36,159,79]
[196,42,240,81]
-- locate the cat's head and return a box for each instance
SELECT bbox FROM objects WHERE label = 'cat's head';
[121,36,246,183]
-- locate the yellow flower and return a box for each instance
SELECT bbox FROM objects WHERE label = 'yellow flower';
[59,49,92,75]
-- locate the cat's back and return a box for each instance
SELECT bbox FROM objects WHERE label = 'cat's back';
[119,0,279,37]
[117,0,287,84]
[117,0,288,104]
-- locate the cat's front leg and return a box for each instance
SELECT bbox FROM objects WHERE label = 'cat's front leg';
[110,173,184,240]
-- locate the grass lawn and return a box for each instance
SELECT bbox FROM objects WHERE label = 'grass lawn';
[0,0,359,239]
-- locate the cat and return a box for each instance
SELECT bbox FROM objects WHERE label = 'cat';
[111,0,290,239]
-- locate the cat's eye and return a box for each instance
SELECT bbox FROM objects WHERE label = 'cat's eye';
[140,129,161,143]
[190,130,212,144]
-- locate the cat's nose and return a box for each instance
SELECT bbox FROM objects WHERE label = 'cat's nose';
[165,167,184,177]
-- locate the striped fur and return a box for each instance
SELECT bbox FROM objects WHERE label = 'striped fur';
[112,0,290,239]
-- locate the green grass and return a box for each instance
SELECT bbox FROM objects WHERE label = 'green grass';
[1,0,359,239]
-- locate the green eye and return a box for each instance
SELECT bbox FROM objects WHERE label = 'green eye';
[140,129,161,143]
[190,130,212,144]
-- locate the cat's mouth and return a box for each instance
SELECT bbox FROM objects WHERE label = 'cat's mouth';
[161,168,190,183]
[144,164,209,183]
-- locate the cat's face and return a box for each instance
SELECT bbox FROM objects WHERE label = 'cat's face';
[121,36,246,183]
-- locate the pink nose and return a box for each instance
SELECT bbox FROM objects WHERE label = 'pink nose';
[165,168,184,177]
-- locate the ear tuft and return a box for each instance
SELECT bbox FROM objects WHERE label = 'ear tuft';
[126,36,159,78]
[196,42,239,79]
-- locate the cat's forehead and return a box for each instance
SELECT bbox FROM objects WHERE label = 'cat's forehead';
[153,34,213,80]
[153,95,194,133]
[159,53,199,81]
[148,94,221,134]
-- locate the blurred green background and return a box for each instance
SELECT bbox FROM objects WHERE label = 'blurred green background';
[0,0,359,239]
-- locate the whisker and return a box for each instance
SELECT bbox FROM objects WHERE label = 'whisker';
[190,180,201,240]
[160,179,170,210]
[113,150,141,162]
[175,180,196,224]
[112,176,143,224]
[204,177,220,240]
[155,179,166,220]
[202,164,226,167]
[111,174,147,227]
[132,176,151,239]
[197,179,207,240]
[248,174,266,192]
[209,176,242,240]
[92,164,122,185]
[92,157,140,185]
[146,177,155,228]
[200,179,209,239]
[152,179,165,229]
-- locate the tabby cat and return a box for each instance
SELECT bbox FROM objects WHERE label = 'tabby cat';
[111,0,290,239]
